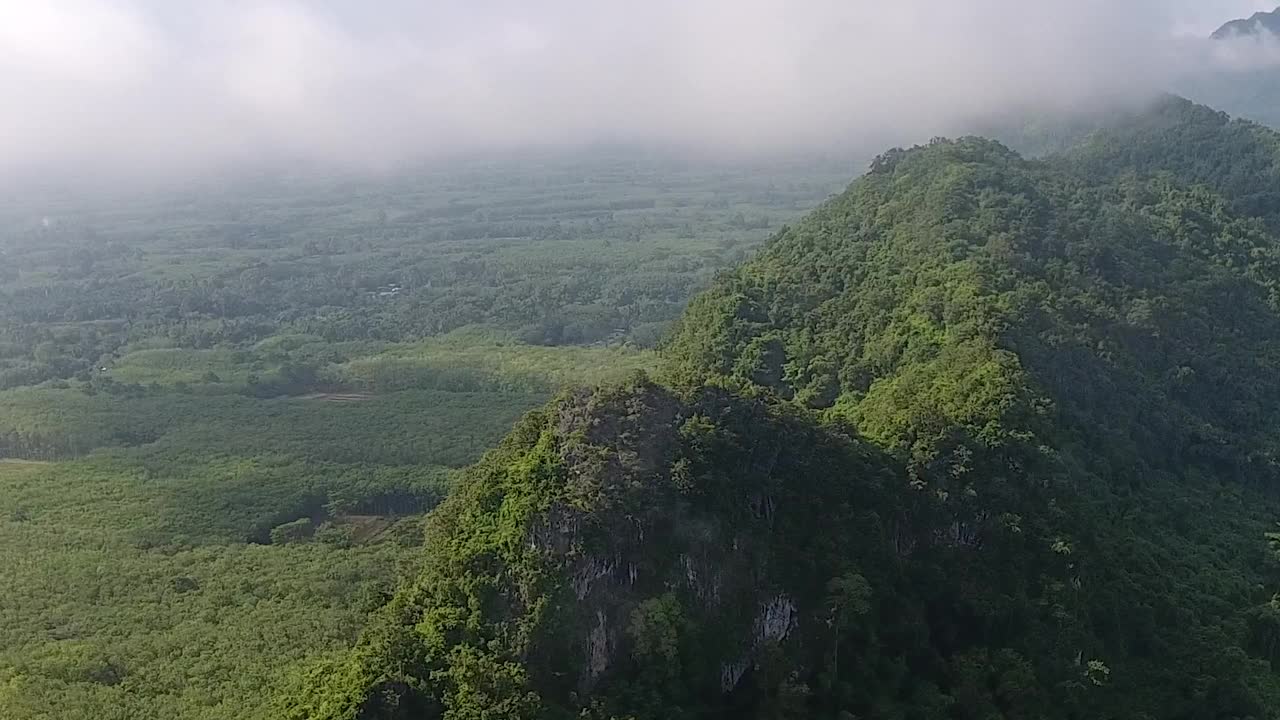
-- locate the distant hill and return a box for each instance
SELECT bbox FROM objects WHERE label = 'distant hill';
[1175,7,1280,129]
[976,8,1280,149]
[1213,7,1280,38]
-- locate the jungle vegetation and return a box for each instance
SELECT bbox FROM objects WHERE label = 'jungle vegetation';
[286,97,1280,720]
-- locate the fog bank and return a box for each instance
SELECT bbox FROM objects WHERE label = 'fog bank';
[0,0,1277,182]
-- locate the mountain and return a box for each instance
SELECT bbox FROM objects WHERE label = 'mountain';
[1213,7,1280,39]
[1173,8,1280,131]
[282,97,1280,719]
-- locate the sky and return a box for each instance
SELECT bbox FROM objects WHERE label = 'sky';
[0,0,1276,182]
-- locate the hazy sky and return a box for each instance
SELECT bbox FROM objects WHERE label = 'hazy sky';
[0,0,1276,181]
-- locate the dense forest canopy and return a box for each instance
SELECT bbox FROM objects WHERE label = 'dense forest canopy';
[286,97,1280,719]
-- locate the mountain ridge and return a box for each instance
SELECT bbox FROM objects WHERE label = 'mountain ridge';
[285,97,1280,719]
[1213,7,1280,39]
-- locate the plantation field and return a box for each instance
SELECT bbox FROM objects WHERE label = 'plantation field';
[0,150,852,718]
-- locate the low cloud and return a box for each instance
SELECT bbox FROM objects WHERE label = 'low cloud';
[0,0,1276,183]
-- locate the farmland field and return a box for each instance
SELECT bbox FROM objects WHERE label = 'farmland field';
[0,149,856,719]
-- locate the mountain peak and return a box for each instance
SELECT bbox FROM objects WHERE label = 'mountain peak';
[1212,6,1280,39]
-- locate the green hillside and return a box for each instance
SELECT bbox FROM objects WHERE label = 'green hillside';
[291,98,1280,719]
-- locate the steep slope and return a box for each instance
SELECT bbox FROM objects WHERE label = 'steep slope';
[663,98,1280,715]
[1213,7,1280,39]
[276,379,919,719]
[1062,98,1280,225]
[288,99,1280,719]
[670,98,1280,479]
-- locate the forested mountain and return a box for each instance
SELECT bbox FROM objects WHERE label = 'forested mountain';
[1213,7,1280,39]
[284,97,1280,719]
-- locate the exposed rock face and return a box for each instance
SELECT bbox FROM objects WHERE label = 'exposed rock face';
[585,610,611,681]
[300,378,916,720]
[503,381,906,702]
